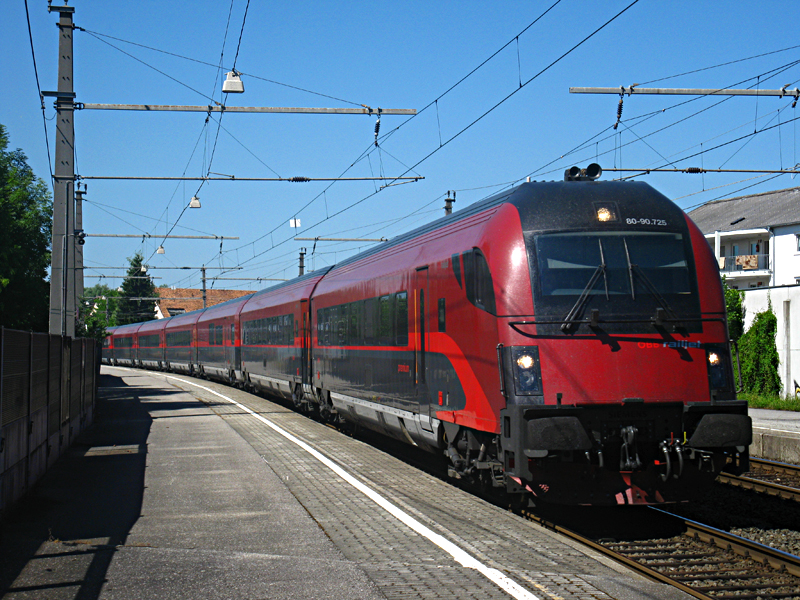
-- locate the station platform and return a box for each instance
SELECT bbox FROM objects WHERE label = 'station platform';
[2,367,700,600]
[750,407,800,464]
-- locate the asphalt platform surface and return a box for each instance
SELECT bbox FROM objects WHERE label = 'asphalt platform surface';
[0,367,706,600]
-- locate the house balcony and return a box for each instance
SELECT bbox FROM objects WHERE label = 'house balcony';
[718,253,771,286]
[719,253,770,272]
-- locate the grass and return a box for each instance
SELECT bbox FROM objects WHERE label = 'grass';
[740,392,800,412]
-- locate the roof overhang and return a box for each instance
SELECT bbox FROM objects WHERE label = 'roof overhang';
[703,227,770,241]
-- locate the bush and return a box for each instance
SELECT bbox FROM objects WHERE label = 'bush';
[723,277,744,341]
[738,302,782,396]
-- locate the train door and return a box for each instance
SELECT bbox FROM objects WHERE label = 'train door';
[415,266,433,430]
[301,299,311,391]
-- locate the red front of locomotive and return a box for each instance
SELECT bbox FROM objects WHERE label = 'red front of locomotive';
[487,178,750,505]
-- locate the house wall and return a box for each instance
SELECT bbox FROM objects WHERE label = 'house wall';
[741,284,800,397]
[771,224,800,286]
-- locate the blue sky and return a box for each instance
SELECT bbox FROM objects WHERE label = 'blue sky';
[4,1,800,292]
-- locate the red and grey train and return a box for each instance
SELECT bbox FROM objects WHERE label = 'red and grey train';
[103,166,751,505]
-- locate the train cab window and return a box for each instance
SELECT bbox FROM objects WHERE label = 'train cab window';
[451,253,462,288]
[396,292,408,346]
[438,298,446,332]
[530,230,701,332]
[461,249,496,315]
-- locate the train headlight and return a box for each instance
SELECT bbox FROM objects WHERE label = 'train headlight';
[592,201,619,223]
[517,354,535,369]
[706,344,733,395]
[511,346,542,395]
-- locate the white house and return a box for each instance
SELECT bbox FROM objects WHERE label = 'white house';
[688,186,800,289]
[688,186,800,396]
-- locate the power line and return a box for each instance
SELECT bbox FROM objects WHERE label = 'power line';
[79,28,366,107]
[24,0,54,189]
[225,1,642,271]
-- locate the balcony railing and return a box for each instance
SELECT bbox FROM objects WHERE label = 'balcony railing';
[718,253,770,273]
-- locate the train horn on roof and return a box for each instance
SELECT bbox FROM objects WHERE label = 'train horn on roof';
[564,163,602,182]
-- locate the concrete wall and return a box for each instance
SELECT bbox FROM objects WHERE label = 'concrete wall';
[0,331,98,521]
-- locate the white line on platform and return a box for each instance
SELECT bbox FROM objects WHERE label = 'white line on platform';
[138,371,542,600]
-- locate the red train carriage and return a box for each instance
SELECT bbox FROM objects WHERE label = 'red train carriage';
[195,295,253,384]
[107,322,141,366]
[135,317,169,370]
[310,169,750,505]
[239,269,332,403]
[164,310,203,375]
[101,329,114,364]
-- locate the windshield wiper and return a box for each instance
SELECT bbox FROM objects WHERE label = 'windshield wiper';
[561,240,608,332]
[623,238,681,325]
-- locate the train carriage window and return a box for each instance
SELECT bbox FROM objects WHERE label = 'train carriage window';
[208,323,215,345]
[139,334,160,348]
[438,298,446,332]
[216,325,223,346]
[347,302,360,346]
[379,295,393,345]
[364,298,378,345]
[230,324,235,344]
[395,292,409,346]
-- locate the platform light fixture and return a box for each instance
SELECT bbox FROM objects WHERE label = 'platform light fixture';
[222,71,244,94]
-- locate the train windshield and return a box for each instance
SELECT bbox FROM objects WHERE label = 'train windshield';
[529,230,701,332]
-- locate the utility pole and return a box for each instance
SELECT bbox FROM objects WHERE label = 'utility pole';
[299,249,306,277]
[74,186,85,327]
[46,2,76,337]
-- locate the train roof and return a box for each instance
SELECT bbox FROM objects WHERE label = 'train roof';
[326,179,671,272]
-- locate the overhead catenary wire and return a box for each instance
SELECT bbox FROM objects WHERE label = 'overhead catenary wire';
[23,0,54,190]
[215,1,642,274]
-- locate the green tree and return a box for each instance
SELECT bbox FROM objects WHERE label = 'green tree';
[0,124,52,331]
[739,300,782,396]
[80,283,120,341]
[115,253,157,325]
[722,277,745,341]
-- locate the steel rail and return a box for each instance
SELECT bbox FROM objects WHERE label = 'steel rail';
[523,507,800,599]
[521,510,711,599]
[718,457,800,502]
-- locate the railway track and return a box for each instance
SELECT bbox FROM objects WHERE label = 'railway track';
[524,507,800,599]
[718,458,800,502]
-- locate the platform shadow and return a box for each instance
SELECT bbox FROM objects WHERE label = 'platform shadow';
[0,373,161,599]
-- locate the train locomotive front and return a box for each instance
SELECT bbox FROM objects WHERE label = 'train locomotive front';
[493,169,751,505]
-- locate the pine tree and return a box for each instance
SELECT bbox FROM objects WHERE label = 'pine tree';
[116,253,157,325]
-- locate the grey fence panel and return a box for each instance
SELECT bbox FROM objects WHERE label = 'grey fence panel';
[48,335,61,438]
[1,330,30,426]
[0,328,98,520]
[31,334,49,413]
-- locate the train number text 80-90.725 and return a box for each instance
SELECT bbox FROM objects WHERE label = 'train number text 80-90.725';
[626,218,667,226]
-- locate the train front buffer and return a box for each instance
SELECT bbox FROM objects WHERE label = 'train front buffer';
[497,346,752,505]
